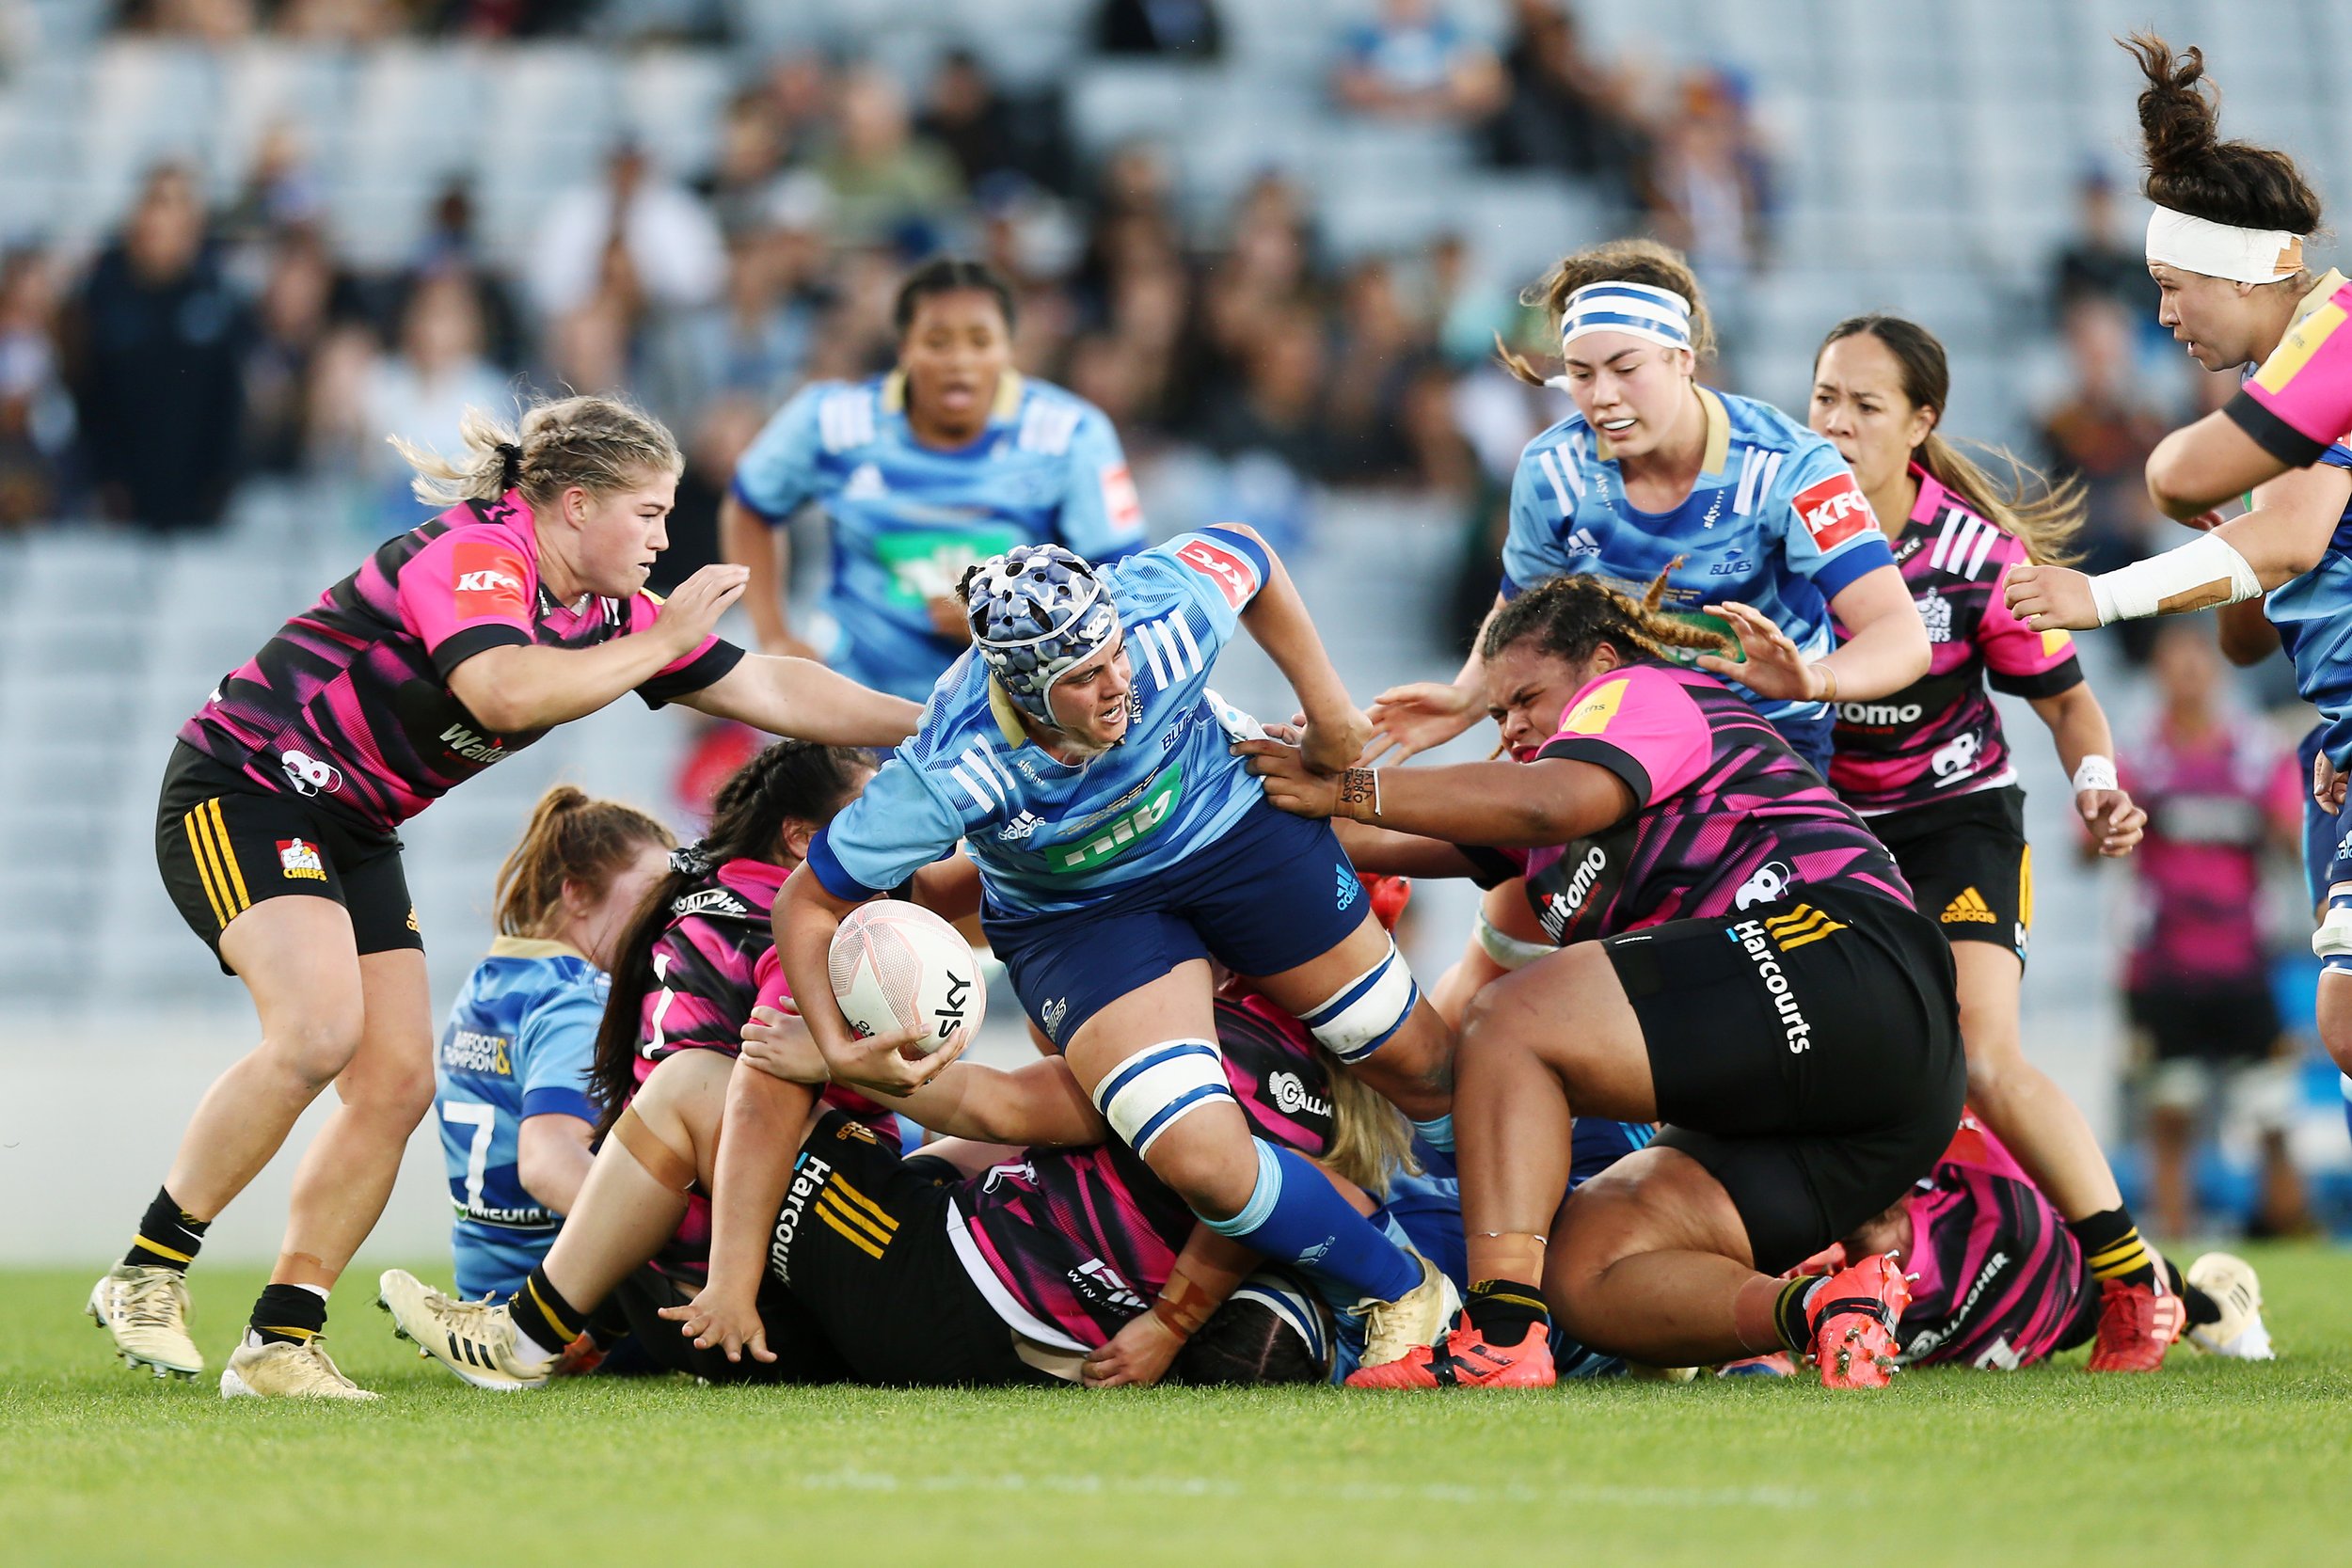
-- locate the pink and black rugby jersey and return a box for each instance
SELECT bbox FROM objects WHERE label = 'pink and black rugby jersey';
[179,491,740,832]
[948,990,1336,1351]
[1894,1117,2093,1370]
[1828,467,2083,815]
[1462,660,1914,945]
[2120,721,2298,993]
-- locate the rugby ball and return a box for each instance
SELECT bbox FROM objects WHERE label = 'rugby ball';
[827,901,986,1052]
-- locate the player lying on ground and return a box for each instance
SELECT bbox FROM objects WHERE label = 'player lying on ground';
[1244,572,1967,1389]
[771,531,1464,1370]
[434,786,675,1301]
[93,394,921,1402]
[379,742,914,1386]
[1724,1117,2273,1375]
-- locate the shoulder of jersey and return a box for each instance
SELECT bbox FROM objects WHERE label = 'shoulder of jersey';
[1715,389,1819,455]
[998,375,1100,457]
[806,375,889,455]
[1915,494,2018,582]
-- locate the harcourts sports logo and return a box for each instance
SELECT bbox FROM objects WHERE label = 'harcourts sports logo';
[1045,765,1183,874]
[1725,904,1846,1053]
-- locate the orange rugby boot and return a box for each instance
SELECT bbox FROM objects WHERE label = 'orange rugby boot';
[2084,1278,2185,1373]
[1806,1252,1912,1389]
[1345,1323,1556,1389]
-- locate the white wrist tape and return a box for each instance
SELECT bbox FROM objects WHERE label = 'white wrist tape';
[2071,755,2119,795]
[2087,533,2262,624]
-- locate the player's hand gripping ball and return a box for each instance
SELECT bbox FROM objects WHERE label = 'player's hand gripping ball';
[828,901,987,1059]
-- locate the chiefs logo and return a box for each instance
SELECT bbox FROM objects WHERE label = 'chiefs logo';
[452,540,530,621]
[1175,535,1259,610]
[1790,472,1875,552]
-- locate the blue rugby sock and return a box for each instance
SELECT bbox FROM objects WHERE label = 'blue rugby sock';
[1203,1139,1421,1304]
[2342,1073,2352,1148]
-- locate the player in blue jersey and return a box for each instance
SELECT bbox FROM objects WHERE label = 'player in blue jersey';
[721,258,1151,703]
[1366,238,1928,773]
[768,530,1464,1370]
[433,787,675,1300]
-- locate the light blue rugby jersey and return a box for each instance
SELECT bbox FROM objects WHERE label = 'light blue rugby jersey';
[732,370,1150,703]
[2254,274,2352,766]
[807,529,1276,916]
[434,937,607,1299]
[1501,386,1896,729]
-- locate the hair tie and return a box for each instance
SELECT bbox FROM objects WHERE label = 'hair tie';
[495,440,524,491]
[669,844,712,878]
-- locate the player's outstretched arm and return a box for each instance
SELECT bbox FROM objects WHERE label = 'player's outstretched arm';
[680,655,921,749]
[1217,524,1371,773]
[1239,739,1633,848]
[659,1056,816,1365]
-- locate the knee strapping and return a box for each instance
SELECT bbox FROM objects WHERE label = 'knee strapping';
[1300,940,1421,1063]
[611,1104,697,1193]
[2315,901,2352,961]
[1090,1038,1234,1156]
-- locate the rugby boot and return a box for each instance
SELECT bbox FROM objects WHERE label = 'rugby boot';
[2184,1253,2274,1360]
[2085,1278,2185,1372]
[1806,1251,1912,1389]
[219,1337,379,1401]
[376,1268,553,1391]
[1345,1321,1556,1389]
[1355,1252,1462,1370]
[1716,1352,1797,1377]
[87,1264,203,1380]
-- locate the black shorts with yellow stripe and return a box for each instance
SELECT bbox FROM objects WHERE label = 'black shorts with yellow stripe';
[1868,784,2031,964]
[155,741,422,973]
[763,1112,1059,1386]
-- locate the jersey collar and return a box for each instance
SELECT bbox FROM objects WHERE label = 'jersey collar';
[1906,460,1949,526]
[879,370,1027,421]
[2292,267,2350,325]
[487,936,589,963]
[1591,385,1732,475]
[985,673,1029,748]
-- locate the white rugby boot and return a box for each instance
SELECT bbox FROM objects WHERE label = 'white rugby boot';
[376,1268,554,1391]
[2185,1252,2275,1360]
[219,1336,379,1401]
[87,1264,203,1380]
[1357,1251,1464,1369]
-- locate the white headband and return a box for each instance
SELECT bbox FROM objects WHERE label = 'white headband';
[2145,204,2305,285]
[1560,280,1693,354]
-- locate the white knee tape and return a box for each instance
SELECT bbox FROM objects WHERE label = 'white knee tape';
[1299,941,1421,1064]
[1474,911,1554,973]
[2312,903,2352,958]
[1090,1038,1234,1156]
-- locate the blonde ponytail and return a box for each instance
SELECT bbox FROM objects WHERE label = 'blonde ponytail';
[391,393,684,511]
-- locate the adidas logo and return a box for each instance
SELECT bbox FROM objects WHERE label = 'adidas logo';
[1564,526,1602,558]
[843,462,888,499]
[998,810,1043,842]
[1942,888,1997,924]
[1336,866,1361,911]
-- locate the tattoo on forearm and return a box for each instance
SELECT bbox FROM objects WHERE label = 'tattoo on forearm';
[1338,767,1380,818]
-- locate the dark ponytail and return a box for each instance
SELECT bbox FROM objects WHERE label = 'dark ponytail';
[2122,31,2323,235]
[587,741,876,1125]
[1482,564,1730,670]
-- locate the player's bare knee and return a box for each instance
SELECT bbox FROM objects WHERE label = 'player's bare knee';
[262,1005,366,1090]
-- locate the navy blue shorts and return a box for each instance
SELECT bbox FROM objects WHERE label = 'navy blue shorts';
[2299,723,2338,908]
[1768,706,1834,776]
[984,800,1370,1049]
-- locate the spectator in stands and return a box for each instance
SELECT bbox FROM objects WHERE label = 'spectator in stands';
[404,179,525,370]
[0,246,72,529]
[1644,69,1772,363]
[919,48,1019,192]
[274,0,402,42]
[66,163,246,532]
[2050,166,2162,326]
[1197,302,1335,544]
[1332,0,1506,125]
[644,227,814,431]
[424,0,593,37]
[1483,0,1650,206]
[528,139,725,323]
[1325,255,1430,481]
[1094,0,1222,58]
[360,272,510,528]
[239,231,340,479]
[117,0,256,41]
[817,64,965,251]
[2121,624,2312,1241]
[221,122,326,271]
[702,87,791,241]
[2036,295,2171,660]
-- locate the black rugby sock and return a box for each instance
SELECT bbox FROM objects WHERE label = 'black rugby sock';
[2070,1207,2157,1288]
[508,1267,584,1357]
[125,1187,210,1273]
[1463,1279,1549,1348]
[2161,1255,2222,1327]
[249,1282,327,1346]
[1774,1276,1822,1353]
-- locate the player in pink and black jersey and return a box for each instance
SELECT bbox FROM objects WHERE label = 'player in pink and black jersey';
[1807,315,2210,1374]
[92,397,921,1401]
[1246,573,1965,1389]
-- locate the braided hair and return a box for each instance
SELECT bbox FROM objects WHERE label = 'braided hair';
[587,741,875,1124]
[1481,565,1732,671]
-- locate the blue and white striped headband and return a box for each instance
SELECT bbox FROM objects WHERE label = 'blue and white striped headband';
[1559,280,1694,355]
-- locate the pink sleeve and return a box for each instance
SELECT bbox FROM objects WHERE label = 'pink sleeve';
[1980,557,2086,689]
[1533,665,1711,805]
[752,946,793,1011]
[2231,281,2352,461]
[2266,749,2305,832]
[625,591,724,679]
[396,524,537,676]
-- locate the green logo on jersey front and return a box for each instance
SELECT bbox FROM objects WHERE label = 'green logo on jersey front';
[1045,765,1184,874]
[871,524,1023,610]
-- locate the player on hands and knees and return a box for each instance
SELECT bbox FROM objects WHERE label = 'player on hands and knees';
[771,531,1463,1371]
[722,257,1149,702]
[1245,573,1966,1388]
[1808,314,2207,1370]
[380,742,898,1388]
[434,786,675,1303]
[2005,33,2352,1149]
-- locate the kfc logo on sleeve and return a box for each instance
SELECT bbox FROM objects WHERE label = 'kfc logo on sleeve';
[1174,535,1259,610]
[1791,472,1875,551]
[452,541,531,621]
[1100,462,1144,533]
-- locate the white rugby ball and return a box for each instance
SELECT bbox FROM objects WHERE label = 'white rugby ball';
[828,900,986,1052]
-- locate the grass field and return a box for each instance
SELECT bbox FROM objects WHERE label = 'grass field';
[6,1250,2350,1566]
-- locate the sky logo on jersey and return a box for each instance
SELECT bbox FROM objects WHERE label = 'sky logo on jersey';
[452,541,530,621]
[1046,765,1184,874]
[1175,536,1259,610]
[1792,472,1875,552]
[276,838,326,881]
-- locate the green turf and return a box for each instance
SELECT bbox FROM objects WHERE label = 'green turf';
[5,1249,2349,1566]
